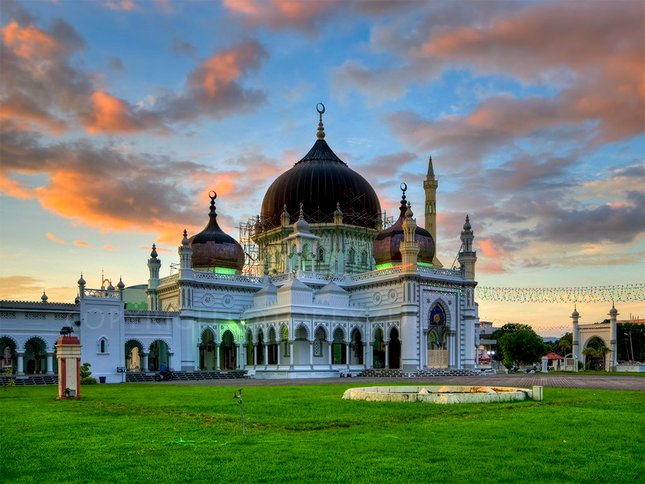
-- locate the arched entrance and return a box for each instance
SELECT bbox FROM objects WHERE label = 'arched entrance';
[427,304,449,368]
[199,329,216,370]
[246,330,254,366]
[584,336,608,370]
[1,337,17,373]
[268,328,278,365]
[389,328,401,369]
[149,340,170,372]
[24,337,47,374]
[332,327,346,365]
[294,325,308,365]
[372,328,385,369]
[256,330,264,365]
[125,340,142,371]
[350,328,363,365]
[314,326,326,362]
[220,330,236,370]
[280,325,289,365]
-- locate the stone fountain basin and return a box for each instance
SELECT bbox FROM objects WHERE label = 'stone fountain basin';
[342,385,541,404]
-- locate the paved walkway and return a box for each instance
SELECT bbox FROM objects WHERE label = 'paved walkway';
[170,374,645,390]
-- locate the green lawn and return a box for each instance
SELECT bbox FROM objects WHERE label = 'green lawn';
[1,383,644,483]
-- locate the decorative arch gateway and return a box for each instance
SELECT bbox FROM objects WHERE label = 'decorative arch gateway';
[427,303,449,368]
[577,319,614,371]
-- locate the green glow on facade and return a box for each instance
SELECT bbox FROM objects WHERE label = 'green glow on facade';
[214,267,237,275]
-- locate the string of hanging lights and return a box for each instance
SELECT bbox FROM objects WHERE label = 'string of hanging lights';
[475,283,645,303]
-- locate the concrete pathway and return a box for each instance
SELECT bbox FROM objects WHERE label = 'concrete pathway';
[169,373,645,390]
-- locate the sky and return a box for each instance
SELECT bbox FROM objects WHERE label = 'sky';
[0,0,643,336]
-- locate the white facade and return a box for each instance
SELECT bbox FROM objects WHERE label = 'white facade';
[0,120,480,381]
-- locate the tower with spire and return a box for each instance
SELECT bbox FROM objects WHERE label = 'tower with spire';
[458,215,477,281]
[147,244,160,311]
[424,156,442,267]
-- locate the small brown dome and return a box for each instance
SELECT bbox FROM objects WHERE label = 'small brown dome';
[189,192,245,272]
[373,190,435,266]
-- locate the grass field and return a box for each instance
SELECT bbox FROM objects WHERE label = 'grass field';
[2,383,644,483]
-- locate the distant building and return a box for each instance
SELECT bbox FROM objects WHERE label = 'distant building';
[0,108,480,381]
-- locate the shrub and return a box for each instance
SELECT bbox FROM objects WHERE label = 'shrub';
[81,377,97,385]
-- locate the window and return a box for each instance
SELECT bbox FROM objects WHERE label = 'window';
[348,247,355,265]
[98,337,108,354]
[318,247,325,262]
[361,250,368,266]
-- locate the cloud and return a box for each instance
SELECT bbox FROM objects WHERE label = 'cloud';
[46,232,66,244]
[1,16,267,137]
[0,122,284,244]
[73,240,92,248]
[172,37,196,57]
[533,191,645,245]
[83,91,166,134]
[103,0,136,11]
[160,40,268,123]
[0,275,74,302]
[106,56,125,72]
[222,0,339,32]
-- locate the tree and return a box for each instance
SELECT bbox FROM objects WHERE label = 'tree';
[554,332,572,357]
[493,324,546,369]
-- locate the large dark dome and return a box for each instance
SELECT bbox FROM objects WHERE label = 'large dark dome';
[261,138,381,229]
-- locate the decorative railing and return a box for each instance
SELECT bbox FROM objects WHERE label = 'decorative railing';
[82,288,121,299]
[416,266,462,278]
[192,271,262,284]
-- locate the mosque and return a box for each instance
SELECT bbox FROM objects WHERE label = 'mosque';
[0,107,480,382]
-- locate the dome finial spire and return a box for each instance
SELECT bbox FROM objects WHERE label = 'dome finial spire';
[208,190,217,215]
[316,103,325,140]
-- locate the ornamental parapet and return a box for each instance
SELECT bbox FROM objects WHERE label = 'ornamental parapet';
[82,288,121,300]
[192,271,262,284]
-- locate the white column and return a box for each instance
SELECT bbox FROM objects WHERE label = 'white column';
[263,344,268,370]
[345,343,350,369]
[253,344,257,369]
[277,343,281,368]
[328,341,332,368]
[362,343,367,368]
[46,352,54,375]
[141,353,149,372]
[289,342,294,369]
[309,341,314,369]
[237,345,242,369]
[215,345,220,370]
[17,352,24,375]
[385,343,389,369]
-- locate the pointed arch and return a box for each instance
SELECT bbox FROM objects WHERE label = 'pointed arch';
[372,327,385,369]
[220,329,237,370]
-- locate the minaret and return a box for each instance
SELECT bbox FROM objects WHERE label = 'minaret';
[458,215,477,281]
[178,229,192,277]
[571,305,581,364]
[401,202,419,273]
[147,244,161,310]
[608,303,618,371]
[424,155,442,267]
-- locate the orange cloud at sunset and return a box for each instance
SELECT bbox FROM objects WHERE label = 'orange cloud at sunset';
[84,91,163,134]
[46,232,66,245]
[223,0,337,30]
[1,21,63,60]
